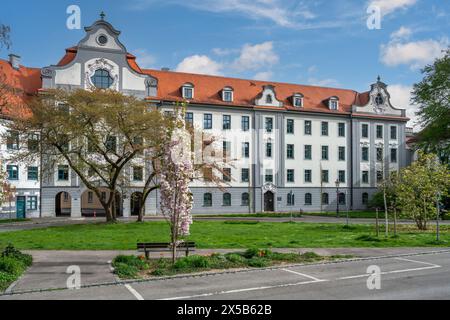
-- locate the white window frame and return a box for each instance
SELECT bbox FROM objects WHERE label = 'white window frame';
[182,84,194,99]
[222,88,234,102]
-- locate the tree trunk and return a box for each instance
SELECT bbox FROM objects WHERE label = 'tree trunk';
[393,208,397,237]
[383,189,389,237]
[375,208,379,237]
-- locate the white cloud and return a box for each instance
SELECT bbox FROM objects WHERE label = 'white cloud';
[368,0,417,16]
[133,49,156,68]
[390,26,412,41]
[381,38,449,69]
[253,71,273,81]
[212,48,239,56]
[388,84,420,129]
[232,41,279,72]
[175,55,223,75]
[307,78,340,88]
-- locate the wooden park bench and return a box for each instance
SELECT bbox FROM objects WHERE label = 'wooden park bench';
[137,242,196,260]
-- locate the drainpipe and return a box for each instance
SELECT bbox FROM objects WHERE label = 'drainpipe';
[350,114,354,211]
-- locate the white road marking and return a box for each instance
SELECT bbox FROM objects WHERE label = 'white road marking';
[281,268,325,282]
[160,279,327,300]
[395,257,441,268]
[124,284,144,300]
[338,258,441,280]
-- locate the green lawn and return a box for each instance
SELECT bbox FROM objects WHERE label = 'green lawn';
[198,211,379,219]
[0,221,448,250]
[0,219,31,224]
[304,211,380,219]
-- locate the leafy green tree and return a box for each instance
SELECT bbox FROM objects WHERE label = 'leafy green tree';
[413,48,450,163]
[7,89,166,222]
[395,152,450,230]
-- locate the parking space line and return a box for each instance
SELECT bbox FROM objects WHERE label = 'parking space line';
[281,268,325,282]
[338,263,441,280]
[160,279,327,300]
[395,257,441,268]
[124,284,144,300]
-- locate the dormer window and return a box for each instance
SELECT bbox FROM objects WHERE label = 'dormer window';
[91,69,114,89]
[292,93,304,107]
[329,97,339,110]
[375,93,384,106]
[266,94,273,104]
[222,87,234,102]
[182,83,194,99]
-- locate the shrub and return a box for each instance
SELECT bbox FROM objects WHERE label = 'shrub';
[113,262,139,279]
[247,257,269,268]
[0,257,25,276]
[0,271,16,291]
[1,244,32,267]
[151,269,166,276]
[300,252,321,261]
[225,253,246,264]
[113,255,148,270]
[174,255,210,270]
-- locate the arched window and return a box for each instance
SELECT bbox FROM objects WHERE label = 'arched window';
[287,192,295,206]
[338,193,346,205]
[305,193,312,206]
[203,193,212,207]
[375,93,384,105]
[362,193,369,205]
[241,193,249,206]
[322,193,329,205]
[223,193,231,206]
[91,69,114,89]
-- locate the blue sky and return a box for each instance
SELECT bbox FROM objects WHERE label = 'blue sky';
[0,0,449,127]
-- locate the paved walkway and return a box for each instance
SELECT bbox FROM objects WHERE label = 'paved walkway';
[5,247,449,294]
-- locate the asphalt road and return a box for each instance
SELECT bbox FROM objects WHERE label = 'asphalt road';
[2,250,449,300]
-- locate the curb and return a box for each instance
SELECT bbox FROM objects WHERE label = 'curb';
[2,248,450,297]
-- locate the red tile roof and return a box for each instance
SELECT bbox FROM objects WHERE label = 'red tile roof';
[0,59,41,119]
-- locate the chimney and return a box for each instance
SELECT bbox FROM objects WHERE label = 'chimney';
[161,67,170,72]
[9,54,21,70]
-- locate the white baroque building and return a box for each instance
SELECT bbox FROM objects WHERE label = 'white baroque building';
[0,17,411,218]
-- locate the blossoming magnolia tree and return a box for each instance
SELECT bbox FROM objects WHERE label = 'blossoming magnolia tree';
[159,107,194,263]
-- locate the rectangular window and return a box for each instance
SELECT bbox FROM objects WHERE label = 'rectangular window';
[362,124,369,138]
[304,170,312,183]
[265,118,273,133]
[203,167,213,182]
[287,119,294,134]
[223,90,233,102]
[338,146,346,161]
[287,169,295,183]
[88,192,94,204]
[338,170,346,183]
[304,120,312,135]
[321,122,329,136]
[377,170,384,183]
[185,112,194,127]
[28,134,40,152]
[183,87,193,99]
[322,146,329,160]
[376,125,383,139]
[294,97,303,107]
[58,165,69,181]
[105,136,117,153]
[223,141,231,160]
[223,168,231,182]
[338,123,346,137]
[242,142,250,158]
[204,114,213,129]
[362,171,369,184]
[321,170,329,183]
[287,144,295,159]
[223,115,231,130]
[241,116,250,131]
[241,168,249,183]
[266,142,272,158]
[27,196,38,210]
[376,148,383,162]
[6,165,19,180]
[133,167,144,181]
[362,147,369,162]
[6,131,19,150]
[390,148,398,163]
[304,145,312,160]
[265,169,273,183]
[390,126,397,140]
[27,167,39,181]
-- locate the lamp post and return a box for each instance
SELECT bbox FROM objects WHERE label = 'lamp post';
[335,179,340,218]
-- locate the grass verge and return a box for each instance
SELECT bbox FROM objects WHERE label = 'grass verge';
[0,221,449,250]
[0,244,33,292]
[112,249,352,279]
[0,219,31,224]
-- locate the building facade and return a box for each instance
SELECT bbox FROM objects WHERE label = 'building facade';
[0,17,410,218]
